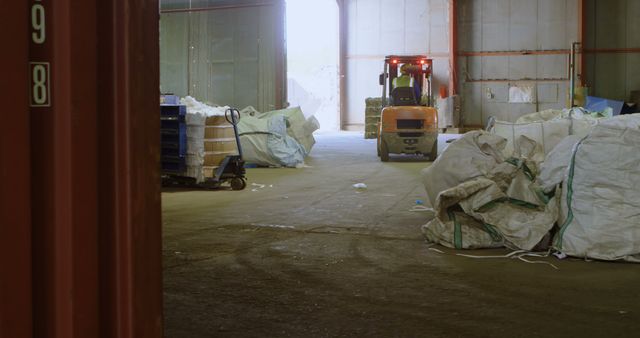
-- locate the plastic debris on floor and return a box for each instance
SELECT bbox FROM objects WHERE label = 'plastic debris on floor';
[422,110,640,262]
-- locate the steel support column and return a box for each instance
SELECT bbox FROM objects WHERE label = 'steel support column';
[449,0,458,96]
[579,0,586,87]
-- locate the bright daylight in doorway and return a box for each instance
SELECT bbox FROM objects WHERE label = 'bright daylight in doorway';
[286,0,340,131]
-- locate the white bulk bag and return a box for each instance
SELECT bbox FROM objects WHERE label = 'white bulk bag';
[555,121,640,262]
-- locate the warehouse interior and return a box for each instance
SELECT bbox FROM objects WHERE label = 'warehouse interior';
[2,0,640,337]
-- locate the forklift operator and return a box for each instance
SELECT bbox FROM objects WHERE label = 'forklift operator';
[392,63,422,103]
[392,64,414,89]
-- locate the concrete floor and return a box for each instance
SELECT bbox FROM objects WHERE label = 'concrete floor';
[163,132,640,337]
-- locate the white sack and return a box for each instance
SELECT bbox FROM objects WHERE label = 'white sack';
[423,178,504,249]
[421,131,506,208]
[256,106,319,153]
[238,114,307,167]
[555,120,640,262]
[493,109,599,161]
[516,109,563,123]
[492,119,571,162]
[423,167,556,251]
[422,129,558,250]
[537,135,582,193]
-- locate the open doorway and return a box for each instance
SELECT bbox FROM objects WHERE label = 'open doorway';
[285,0,340,131]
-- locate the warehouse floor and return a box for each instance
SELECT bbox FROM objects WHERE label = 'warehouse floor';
[163,132,640,337]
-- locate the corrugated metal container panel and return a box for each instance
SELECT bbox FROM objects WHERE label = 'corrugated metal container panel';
[1,0,162,337]
[0,0,32,336]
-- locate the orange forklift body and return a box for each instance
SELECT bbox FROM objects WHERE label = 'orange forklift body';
[376,55,438,161]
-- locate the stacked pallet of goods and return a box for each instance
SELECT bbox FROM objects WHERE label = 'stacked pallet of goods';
[203,116,238,178]
[365,97,383,139]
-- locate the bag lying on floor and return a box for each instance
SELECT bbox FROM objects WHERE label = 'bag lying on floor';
[238,106,319,167]
[554,115,640,262]
[423,165,558,251]
[255,107,320,153]
[238,114,308,167]
[422,131,557,250]
[421,131,506,208]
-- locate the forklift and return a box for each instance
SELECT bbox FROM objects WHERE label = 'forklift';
[377,55,438,162]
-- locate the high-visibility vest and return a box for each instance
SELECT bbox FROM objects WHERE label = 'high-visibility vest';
[393,75,414,88]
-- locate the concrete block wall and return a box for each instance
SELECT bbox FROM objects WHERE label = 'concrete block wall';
[458,0,579,125]
[585,0,640,102]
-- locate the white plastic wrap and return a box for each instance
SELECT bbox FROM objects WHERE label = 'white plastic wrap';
[185,112,206,183]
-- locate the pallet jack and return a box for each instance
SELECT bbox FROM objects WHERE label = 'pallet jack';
[161,107,247,190]
[202,108,247,190]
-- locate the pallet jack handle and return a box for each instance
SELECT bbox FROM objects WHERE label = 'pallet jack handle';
[225,108,243,159]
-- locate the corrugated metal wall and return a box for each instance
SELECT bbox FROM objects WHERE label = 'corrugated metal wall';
[160,0,286,112]
[585,0,640,101]
[458,0,579,124]
[343,0,451,130]
[342,0,638,127]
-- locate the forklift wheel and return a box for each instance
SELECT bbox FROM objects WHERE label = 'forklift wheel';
[380,140,389,162]
[230,178,246,191]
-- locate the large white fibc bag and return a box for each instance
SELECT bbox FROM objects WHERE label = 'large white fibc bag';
[238,114,307,167]
[491,109,597,162]
[421,131,506,207]
[554,120,640,262]
[492,119,571,162]
[537,135,583,193]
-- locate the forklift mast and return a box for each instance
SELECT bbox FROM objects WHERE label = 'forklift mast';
[380,55,433,107]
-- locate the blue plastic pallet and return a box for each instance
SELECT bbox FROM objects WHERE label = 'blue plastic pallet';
[160,104,186,118]
[160,103,188,175]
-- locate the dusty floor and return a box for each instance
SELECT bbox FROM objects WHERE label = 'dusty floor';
[163,132,640,338]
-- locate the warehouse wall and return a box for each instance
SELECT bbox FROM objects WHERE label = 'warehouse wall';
[458,0,579,124]
[343,0,451,130]
[585,0,640,102]
[160,0,285,112]
[160,13,189,96]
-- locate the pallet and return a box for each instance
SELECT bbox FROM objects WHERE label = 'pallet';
[439,126,483,134]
